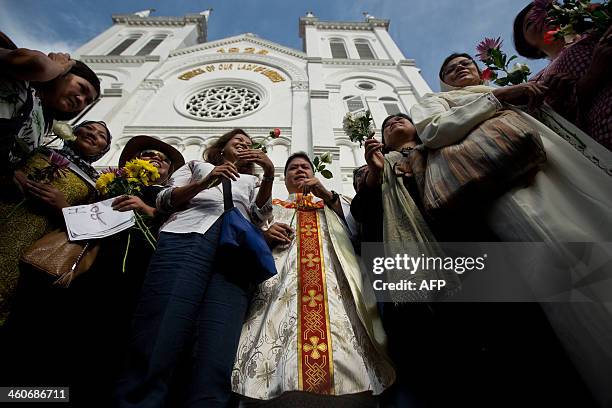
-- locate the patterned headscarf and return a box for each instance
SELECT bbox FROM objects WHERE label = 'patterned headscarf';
[54,120,112,181]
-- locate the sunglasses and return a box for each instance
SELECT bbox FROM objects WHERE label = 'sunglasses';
[138,149,171,164]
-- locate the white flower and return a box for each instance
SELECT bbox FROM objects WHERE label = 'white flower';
[509,63,526,73]
[52,120,76,141]
[342,110,373,147]
[342,112,354,134]
[319,152,333,164]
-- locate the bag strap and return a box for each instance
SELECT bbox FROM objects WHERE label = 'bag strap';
[222,178,234,211]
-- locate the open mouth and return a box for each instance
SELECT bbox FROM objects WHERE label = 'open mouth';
[148,159,162,168]
[81,134,95,145]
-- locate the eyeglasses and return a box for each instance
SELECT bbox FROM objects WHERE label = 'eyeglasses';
[138,149,170,164]
[443,59,475,77]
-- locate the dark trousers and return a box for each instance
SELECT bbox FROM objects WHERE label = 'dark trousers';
[116,219,251,408]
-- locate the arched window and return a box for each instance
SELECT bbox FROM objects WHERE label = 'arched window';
[107,34,142,56]
[379,97,400,115]
[354,39,375,60]
[329,38,348,59]
[136,34,167,56]
[344,95,365,113]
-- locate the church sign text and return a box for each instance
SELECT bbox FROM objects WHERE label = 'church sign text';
[216,47,268,55]
[178,63,286,83]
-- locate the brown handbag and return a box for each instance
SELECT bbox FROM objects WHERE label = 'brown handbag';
[20,229,99,287]
[422,109,546,215]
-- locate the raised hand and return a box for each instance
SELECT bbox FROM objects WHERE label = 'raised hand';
[47,52,75,77]
[200,162,240,189]
[236,149,275,177]
[364,138,384,187]
[297,177,332,202]
[492,82,548,111]
[112,195,156,217]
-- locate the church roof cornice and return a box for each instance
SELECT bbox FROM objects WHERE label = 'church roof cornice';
[78,55,161,64]
[299,17,389,37]
[169,34,306,60]
[111,14,207,42]
[318,58,396,67]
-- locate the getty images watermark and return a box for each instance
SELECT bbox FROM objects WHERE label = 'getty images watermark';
[372,253,487,292]
[361,242,612,302]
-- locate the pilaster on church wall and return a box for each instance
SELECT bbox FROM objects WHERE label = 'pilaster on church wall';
[372,26,405,63]
[397,63,432,99]
[74,25,123,56]
[290,81,311,154]
[304,25,321,57]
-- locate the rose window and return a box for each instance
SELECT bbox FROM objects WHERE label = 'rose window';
[185,85,262,119]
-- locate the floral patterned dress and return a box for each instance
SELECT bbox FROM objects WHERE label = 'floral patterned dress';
[0,152,96,325]
[532,33,612,151]
[0,78,46,171]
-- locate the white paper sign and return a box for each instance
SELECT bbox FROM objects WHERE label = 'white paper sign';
[62,197,135,241]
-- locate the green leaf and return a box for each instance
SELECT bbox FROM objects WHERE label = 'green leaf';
[313,156,320,166]
[491,48,504,69]
[320,169,333,179]
[495,76,510,86]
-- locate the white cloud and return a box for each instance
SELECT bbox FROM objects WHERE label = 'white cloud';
[0,10,78,54]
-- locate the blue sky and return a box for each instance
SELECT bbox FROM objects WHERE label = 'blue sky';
[0,0,547,91]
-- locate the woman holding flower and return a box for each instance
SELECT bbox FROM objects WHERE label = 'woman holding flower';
[116,128,275,407]
[406,51,612,405]
[413,52,612,243]
[0,120,111,326]
[513,1,612,150]
[0,32,101,174]
[0,120,111,395]
[68,136,186,406]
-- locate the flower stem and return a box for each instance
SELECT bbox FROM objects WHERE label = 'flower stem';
[122,231,132,274]
[134,212,157,249]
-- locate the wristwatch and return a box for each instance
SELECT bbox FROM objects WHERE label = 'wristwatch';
[325,190,340,206]
[262,175,275,182]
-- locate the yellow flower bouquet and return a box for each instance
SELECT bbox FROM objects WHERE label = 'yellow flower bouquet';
[96,158,161,271]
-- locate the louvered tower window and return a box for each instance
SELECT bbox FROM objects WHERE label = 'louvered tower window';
[344,95,365,113]
[354,39,375,60]
[107,35,141,55]
[329,39,348,59]
[136,35,166,56]
[380,97,401,115]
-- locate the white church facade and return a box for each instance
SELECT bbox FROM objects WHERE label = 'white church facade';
[73,10,432,197]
